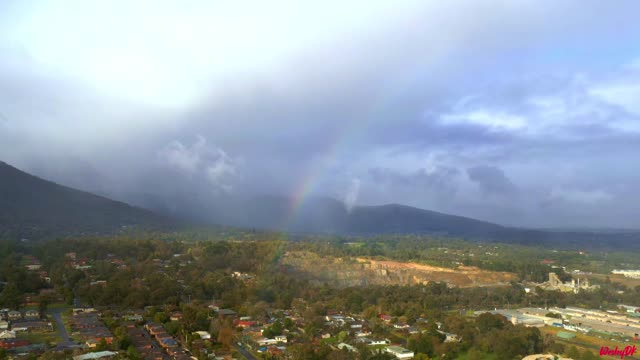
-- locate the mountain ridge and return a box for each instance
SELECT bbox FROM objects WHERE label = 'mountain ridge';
[3,160,640,250]
[0,161,171,238]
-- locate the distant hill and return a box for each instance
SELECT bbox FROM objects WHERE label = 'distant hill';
[346,204,507,237]
[6,158,637,250]
[347,204,640,250]
[156,195,640,250]
[0,161,171,239]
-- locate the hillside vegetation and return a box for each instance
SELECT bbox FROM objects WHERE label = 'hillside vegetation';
[0,161,170,238]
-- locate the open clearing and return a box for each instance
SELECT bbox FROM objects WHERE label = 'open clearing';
[282,251,516,287]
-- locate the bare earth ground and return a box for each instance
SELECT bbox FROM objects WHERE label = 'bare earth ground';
[282,251,516,287]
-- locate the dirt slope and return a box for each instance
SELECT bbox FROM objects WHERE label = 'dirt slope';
[282,251,516,287]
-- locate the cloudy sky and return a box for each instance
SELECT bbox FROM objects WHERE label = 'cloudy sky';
[2,0,640,228]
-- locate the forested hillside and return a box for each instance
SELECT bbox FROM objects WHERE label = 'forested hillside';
[0,161,171,238]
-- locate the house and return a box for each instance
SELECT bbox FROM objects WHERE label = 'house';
[0,339,29,349]
[355,337,390,346]
[193,331,211,340]
[7,311,21,320]
[337,343,358,352]
[438,331,461,343]
[355,330,371,337]
[274,335,287,343]
[72,351,118,360]
[158,337,178,348]
[386,345,414,359]
[73,307,97,314]
[379,314,392,322]
[0,331,15,339]
[169,312,183,321]
[369,339,390,346]
[256,337,279,346]
[393,323,410,329]
[235,320,257,328]
[124,314,143,322]
[25,264,42,271]
[146,324,165,336]
[11,325,28,332]
[0,321,8,330]
[85,339,108,348]
[25,309,39,319]
[218,309,237,319]
[326,315,347,326]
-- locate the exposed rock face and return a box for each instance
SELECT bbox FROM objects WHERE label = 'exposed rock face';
[281,251,516,288]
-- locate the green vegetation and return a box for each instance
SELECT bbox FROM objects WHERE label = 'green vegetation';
[0,229,639,359]
[0,161,170,239]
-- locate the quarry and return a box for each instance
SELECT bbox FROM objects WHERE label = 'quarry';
[281,251,516,287]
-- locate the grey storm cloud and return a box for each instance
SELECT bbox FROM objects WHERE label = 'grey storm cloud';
[467,165,516,196]
[2,1,640,228]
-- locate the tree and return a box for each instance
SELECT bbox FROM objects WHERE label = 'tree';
[39,299,49,318]
[0,283,22,309]
[582,349,598,360]
[95,338,108,351]
[475,313,509,332]
[127,345,141,360]
[217,327,234,349]
[263,321,284,338]
[566,346,580,360]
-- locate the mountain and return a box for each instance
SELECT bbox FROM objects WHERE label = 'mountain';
[131,191,639,249]
[0,161,171,239]
[6,159,636,250]
[143,194,640,250]
[345,204,640,250]
[346,204,507,237]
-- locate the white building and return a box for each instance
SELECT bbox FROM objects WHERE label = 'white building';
[193,331,211,340]
[386,345,414,359]
[0,330,16,339]
[612,270,640,279]
[337,343,358,352]
[274,335,287,343]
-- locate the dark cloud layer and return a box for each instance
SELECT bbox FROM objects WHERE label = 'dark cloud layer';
[1,1,640,228]
[467,166,516,196]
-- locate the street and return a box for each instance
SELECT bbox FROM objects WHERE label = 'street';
[234,343,258,360]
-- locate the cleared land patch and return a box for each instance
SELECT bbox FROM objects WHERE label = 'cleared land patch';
[282,251,516,287]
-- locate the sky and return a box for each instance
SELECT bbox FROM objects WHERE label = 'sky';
[1,0,640,228]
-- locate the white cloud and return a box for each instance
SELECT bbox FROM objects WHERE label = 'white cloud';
[440,110,528,131]
[590,83,640,116]
[158,136,239,192]
[548,187,613,205]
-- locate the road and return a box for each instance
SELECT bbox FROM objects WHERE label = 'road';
[49,309,77,349]
[234,343,258,360]
[138,325,171,359]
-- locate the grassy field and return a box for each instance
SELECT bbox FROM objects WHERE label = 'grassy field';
[588,273,640,288]
[17,330,62,346]
[455,351,498,360]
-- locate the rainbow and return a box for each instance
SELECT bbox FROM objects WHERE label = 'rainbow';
[284,66,423,229]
